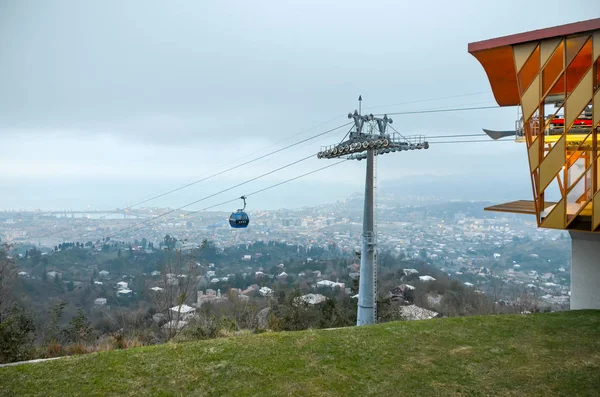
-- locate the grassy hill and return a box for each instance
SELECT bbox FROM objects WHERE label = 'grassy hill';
[1,311,599,396]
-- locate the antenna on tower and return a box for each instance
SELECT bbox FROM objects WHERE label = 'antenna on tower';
[358,95,362,116]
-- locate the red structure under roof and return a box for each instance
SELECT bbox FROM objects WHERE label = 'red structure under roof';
[468,18,600,53]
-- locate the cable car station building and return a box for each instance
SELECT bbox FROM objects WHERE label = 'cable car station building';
[468,18,600,310]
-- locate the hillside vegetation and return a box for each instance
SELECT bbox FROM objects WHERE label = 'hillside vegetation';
[1,311,599,396]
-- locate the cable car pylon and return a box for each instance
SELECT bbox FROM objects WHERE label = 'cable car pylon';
[317,96,429,326]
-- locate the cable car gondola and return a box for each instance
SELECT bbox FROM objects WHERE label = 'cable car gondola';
[229,196,249,228]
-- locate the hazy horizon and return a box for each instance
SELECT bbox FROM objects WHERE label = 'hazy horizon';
[0,173,533,212]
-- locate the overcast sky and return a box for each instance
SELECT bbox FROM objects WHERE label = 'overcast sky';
[0,1,596,211]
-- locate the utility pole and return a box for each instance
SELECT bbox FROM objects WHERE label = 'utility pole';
[317,96,429,326]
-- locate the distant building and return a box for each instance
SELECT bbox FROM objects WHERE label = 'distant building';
[237,294,249,302]
[99,270,109,277]
[241,284,259,295]
[94,281,104,286]
[276,272,288,281]
[259,286,273,297]
[419,275,436,282]
[242,255,252,261]
[316,280,345,289]
[169,304,196,321]
[464,282,474,287]
[162,320,188,331]
[403,269,419,276]
[541,273,555,281]
[150,287,164,292]
[116,289,132,297]
[294,293,327,306]
[116,281,128,290]
[197,289,221,306]
[94,298,107,306]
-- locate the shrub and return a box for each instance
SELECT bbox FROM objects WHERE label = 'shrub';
[45,341,64,358]
[110,331,127,350]
[64,343,89,356]
[61,309,94,344]
[177,316,220,341]
[110,331,143,350]
[0,306,36,363]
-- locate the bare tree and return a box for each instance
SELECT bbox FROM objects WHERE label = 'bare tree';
[227,290,259,330]
[509,284,538,314]
[151,239,204,339]
[488,269,506,313]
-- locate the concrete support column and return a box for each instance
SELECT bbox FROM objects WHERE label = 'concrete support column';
[357,149,375,326]
[569,231,600,310]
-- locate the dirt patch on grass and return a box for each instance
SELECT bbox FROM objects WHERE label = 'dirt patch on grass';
[450,346,473,354]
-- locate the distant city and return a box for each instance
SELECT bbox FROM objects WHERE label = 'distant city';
[2,193,571,309]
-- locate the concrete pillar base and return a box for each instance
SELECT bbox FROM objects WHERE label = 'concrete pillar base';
[569,231,600,310]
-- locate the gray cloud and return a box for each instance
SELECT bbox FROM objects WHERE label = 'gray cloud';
[0,0,594,209]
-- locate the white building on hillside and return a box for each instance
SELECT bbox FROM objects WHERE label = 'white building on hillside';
[162,320,188,331]
[117,289,132,297]
[317,280,345,289]
[294,293,327,306]
[169,304,196,321]
[259,286,273,297]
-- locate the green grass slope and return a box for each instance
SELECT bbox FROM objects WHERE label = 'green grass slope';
[1,311,599,396]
